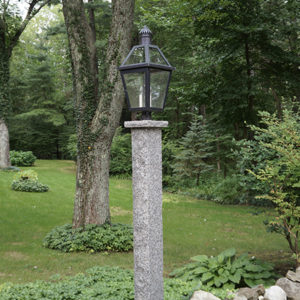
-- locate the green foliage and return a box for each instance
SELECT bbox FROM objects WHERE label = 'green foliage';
[175,174,243,205]
[9,5,75,160]
[170,248,277,289]
[13,169,38,181]
[212,175,242,204]
[66,134,77,161]
[11,179,49,193]
[0,266,194,300]
[246,109,300,266]
[173,115,215,186]
[10,150,36,166]
[234,136,276,206]
[11,169,49,192]
[43,223,134,253]
[110,128,132,176]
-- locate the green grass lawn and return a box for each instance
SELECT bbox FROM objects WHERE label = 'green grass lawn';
[0,160,292,284]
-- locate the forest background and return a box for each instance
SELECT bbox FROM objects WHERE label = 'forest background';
[6,0,300,207]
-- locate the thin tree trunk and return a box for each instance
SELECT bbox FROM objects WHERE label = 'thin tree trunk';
[244,34,254,140]
[62,0,134,228]
[216,134,221,172]
[271,88,283,120]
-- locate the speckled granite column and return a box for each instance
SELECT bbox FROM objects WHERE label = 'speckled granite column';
[125,120,168,300]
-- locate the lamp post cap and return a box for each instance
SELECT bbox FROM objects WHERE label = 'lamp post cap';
[139,26,152,45]
[139,25,152,35]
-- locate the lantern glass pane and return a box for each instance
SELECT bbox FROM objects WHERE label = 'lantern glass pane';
[149,47,168,65]
[123,72,146,108]
[125,47,145,65]
[150,69,169,109]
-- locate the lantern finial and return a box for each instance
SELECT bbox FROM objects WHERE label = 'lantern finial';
[139,26,152,45]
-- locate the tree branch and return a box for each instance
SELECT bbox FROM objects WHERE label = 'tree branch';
[87,0,99,100]
[7,0,52,57]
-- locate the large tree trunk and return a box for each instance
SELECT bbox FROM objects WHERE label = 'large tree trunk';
[0,51,11,168]
[62,0,134,228]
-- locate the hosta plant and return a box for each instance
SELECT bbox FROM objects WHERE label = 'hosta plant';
[13,169,38,181]
[170,248,277,289]
[11,170,49,192]
[43,223,134,253]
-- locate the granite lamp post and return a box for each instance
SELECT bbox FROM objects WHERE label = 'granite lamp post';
[119,26,175,300]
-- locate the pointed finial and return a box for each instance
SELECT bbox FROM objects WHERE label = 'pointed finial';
[139,26,152,45]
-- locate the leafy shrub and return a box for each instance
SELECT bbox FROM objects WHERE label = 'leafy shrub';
[212,175,241,204]
[13,169,38,181]
[11,180,49,192]
[246,110,300,266]
[175,175,241,204]
[10,150,36,166]
[11,170,49,192]
[43,223,134,253]
[170,248,277,289]
[110,128,132,176]
[0,266,194,300]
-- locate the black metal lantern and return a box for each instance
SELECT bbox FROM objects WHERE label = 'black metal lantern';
[119,26,175,119]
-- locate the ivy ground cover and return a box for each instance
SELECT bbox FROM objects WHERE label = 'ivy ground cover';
[0,160,291,285]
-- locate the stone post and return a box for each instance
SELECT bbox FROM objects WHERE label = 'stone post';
[125,120,168,300]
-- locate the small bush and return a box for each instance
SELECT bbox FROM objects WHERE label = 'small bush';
[11,170,49,192]
[43,223,134,253]
[0,266,194,300]
[11,180,49,192]
[170,248,277,289]
[10,150,36,166]
[13,169,38,181]
[212,175,241,204]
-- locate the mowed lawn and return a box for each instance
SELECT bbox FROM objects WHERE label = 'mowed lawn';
[0,160,291,284]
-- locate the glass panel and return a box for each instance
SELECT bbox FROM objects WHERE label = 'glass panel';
[125,47,145,65]
[150,69,170,109]
[123,72,146,108]
[149,47,168,65]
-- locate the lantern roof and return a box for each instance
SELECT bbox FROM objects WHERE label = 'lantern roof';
[119,26,175,71]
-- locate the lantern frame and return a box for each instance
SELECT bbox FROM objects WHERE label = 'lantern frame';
[119,26,175,115]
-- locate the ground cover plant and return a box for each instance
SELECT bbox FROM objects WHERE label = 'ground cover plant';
[0,160,292,285]
[170,248,277,289]
[43,223,133,253]
[0,266,195,300]
[11,169,49,192]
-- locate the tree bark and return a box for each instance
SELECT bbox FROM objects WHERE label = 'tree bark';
[0,118,10,168]
[0,50,11,168]
[62,0,134,228]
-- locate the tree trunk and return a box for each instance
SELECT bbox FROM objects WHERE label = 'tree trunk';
[0,51,11,168]
[244,34,254,140]
[0,119,10,168]
[62,0,134,228]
